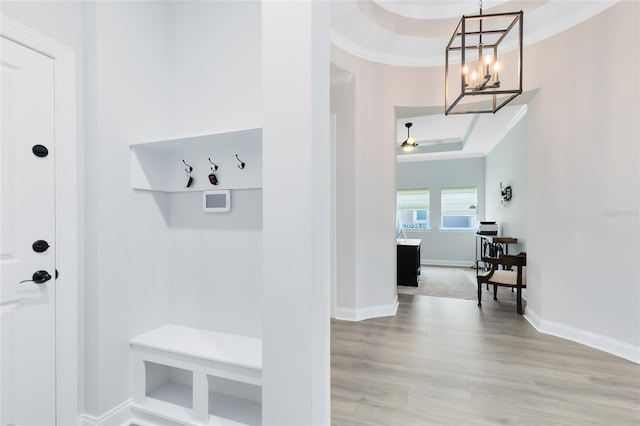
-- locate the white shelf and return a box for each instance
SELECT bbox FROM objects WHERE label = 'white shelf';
[130,128,262,192]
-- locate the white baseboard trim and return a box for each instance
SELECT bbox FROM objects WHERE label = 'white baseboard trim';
[525,307,639,364]
[78,399,132,426]
[335,295,398,321]
[422,259,475,267]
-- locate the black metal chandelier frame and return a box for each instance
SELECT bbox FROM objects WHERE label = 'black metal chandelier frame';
[445,5,523,115]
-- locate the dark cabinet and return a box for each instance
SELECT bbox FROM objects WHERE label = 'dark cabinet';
[397,239,421,286]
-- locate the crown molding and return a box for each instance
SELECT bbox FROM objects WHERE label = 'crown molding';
[331,1,620,68]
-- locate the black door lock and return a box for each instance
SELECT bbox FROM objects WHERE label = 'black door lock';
[32,240,50,253]
[32,145,49,158]
[20,270,52,284]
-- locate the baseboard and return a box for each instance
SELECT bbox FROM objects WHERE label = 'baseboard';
[422,259,475,267]
[525,307,639,364]
[78,399,132,426]
[335,295,398,321]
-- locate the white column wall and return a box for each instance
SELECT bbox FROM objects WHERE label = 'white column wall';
[523,2,639,356]
[262,1,330,424]
[331,47,443,318]
[330,79,357,314]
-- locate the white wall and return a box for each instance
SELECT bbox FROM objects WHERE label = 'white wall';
[83,1,173,414]
[165,0,262,135]
[164,1,263,339]
[167,190,262,338]
[485,114,527,254]
[331,48,443,317]
[524,2,639,356]
[397,157,485,266]
[330,77,357,312]
[262,2,330,423]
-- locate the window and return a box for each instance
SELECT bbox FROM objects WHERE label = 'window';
[441,187,478,230]
[397,189,430,230]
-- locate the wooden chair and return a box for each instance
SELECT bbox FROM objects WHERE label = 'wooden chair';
[477,252,527,314]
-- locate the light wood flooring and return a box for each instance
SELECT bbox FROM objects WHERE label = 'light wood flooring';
[331,293,640,425]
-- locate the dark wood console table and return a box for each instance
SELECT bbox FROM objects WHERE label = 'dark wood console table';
[397,239,421,286]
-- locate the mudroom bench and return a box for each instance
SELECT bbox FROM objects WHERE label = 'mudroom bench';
[130,324,262,425]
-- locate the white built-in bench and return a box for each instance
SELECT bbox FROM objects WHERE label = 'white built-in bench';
[130,324,262,425]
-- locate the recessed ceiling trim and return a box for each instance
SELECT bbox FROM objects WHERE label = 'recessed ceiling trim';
[330,29,446,67]
[523,1,618,48]
[331,1,620,68]
[397,150,486,163]
[372,0,509,20]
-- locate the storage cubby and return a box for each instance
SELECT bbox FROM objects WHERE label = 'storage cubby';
[208,376,261,425]
[130,324,262,425]
[145,362,193,409]
[130,127,262,192]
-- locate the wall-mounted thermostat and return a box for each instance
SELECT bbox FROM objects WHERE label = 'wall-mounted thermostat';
[203,190,231,212]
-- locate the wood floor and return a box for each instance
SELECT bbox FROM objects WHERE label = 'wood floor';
[331,293,640,425]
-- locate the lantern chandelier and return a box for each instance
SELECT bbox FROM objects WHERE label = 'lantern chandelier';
[445,0,523,115]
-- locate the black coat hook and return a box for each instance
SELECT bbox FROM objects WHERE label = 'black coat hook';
[183,160,193,187]
[183,159,193,174]
[235,154,245,170]
[208,157,218,171]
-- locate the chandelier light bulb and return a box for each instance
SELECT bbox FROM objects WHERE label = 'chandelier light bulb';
[471,70,478,81]
[485,54,492,65]
[402,143,415,152]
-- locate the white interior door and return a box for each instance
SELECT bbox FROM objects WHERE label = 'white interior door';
[0,36,56,426]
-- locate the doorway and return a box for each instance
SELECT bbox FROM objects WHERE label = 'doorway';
[0,17,79,425]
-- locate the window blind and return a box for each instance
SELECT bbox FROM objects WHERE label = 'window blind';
[397,189,430,210]
[441,187,477,216]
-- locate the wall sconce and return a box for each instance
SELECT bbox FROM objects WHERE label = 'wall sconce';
[445,0,523,115]
[501,182,512,204]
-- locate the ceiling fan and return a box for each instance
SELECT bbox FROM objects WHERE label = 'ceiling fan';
[398,122,462,153]
[399,122,418,152]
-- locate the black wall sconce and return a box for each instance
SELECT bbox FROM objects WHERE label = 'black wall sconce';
[501,182,512,204]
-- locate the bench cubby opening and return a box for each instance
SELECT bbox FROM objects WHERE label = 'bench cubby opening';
[145,362,193,409]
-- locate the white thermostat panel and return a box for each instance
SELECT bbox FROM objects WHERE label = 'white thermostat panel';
[203,190,231,212]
